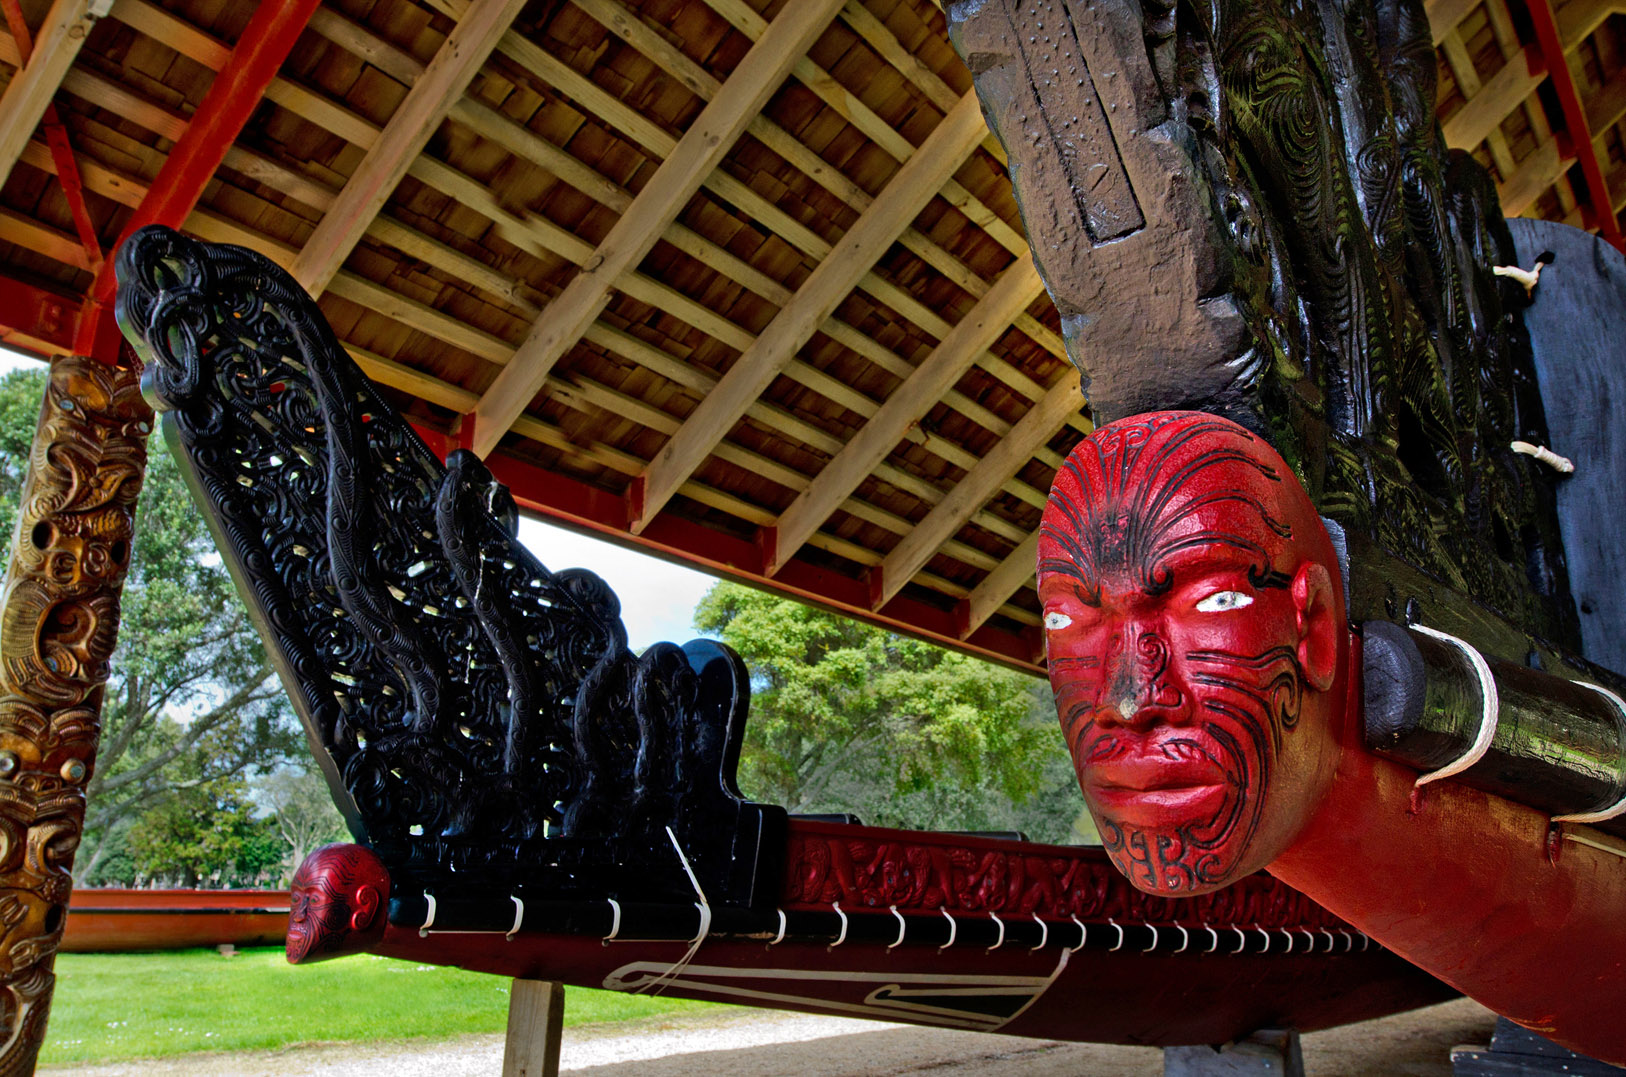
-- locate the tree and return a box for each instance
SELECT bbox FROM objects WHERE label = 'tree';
[125,775,283,887]
[0,366,301,883]
[254,766,350,882]
[693,581,1086,841]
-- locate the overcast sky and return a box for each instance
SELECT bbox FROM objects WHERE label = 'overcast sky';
[0,346,719,651]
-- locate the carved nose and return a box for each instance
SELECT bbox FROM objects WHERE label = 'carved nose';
[1099,627,1176,729]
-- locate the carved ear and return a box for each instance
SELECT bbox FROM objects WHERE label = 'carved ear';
[349,885,380,933]
[1291,561,1338,692]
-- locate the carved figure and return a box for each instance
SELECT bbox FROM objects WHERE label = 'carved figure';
[1039,411,1343,894]
[0,353,148,1074]
[286,843,390,964]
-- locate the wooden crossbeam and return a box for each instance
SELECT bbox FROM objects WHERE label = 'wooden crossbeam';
[1500,138,1569,214]
[0,0,112,193]
[1557,0,1625,47]
[1588,67,1626,138]
[1427,0,1484,43]
[287,0,527,296]
[466,0,844,459]
[960,530,1040,639]
[767,256,1044,574]
[1441,46,1546,150]
[627,92,989,533]
[875,376,1086,609]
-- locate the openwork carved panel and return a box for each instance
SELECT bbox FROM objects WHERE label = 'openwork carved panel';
[0,354,149,1074]
[114,226,782,908]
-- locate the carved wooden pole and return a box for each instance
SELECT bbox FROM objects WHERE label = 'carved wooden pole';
[0,352,150,1073]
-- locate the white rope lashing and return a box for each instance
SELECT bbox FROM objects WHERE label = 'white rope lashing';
[1410,624,1500,789]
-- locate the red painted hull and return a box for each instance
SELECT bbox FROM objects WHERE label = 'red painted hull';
[62,889,289,953]
[362,822,1454,1046]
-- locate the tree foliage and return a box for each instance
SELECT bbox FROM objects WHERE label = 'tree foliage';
[0,365,302,883]
[693,582,1088,841]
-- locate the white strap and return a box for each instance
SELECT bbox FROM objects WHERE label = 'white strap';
[1256,926,1271,953]
[1551,682,1626,824]
[828,901,848,950]
[1203,924,1219,954]
[1141,924,1158,953]
[633,829,712,995]
[769,909,787,947]
[1230,927,1247,954]
[1028,914,1048,952]
[938,907,957,951]
[986,911,1006,952]
[602,898,622,944]
[1172,924,1189,954]
[506,895,525,940]
[417,892,436,938]
[1280,928,1294,954]
[887,905,907,950]
[1067,915,1087,954]
[1411,624,1500,788]
[1107,918,1124,952]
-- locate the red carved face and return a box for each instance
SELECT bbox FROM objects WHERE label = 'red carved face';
[1038,413,1344,895]
[286,843,390,964]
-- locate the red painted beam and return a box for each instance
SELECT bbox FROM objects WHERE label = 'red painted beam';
[410,423,1044,674]
[1524,0,1626,251]
[74,0,323,360]
[0,274,79,356]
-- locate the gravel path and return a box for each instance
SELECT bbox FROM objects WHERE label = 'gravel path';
[47,996,1497,1076]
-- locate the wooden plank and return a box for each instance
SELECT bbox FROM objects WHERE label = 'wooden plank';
[501,979,564,1077]
[630,92,989,532]
[876,376,1086,608]
[961,530,1039,637]
[769,256,1043,572]
[1442,46,1546,150]
[0,0,113,191]
[288,0,529,296]
[1557,0,1624,48]
[1440,30,1518,177]
[468,0,845,457]
[1428,0,1483,44]
[1500,138,1569,215]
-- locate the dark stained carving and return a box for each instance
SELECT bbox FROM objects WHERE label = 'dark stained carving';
[113,225,784,912]
[0,353,150,1074]
[946,0,1580,657]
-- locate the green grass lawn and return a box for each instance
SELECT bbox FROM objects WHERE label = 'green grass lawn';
[40,947,734,1066]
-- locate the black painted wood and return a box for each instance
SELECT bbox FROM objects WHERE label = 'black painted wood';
[1508,219,1626,677]
[1452,1017,1626,1076]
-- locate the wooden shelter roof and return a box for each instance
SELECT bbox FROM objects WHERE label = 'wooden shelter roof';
[0,0,1620,674]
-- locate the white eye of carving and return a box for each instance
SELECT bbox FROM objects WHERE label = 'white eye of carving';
[1044,611,1073,630]
[1196,590,1253,613]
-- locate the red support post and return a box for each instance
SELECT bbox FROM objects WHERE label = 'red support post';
[73,0,324,360]
[1524,0,1626,251]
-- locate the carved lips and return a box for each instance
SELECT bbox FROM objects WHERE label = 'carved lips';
[1082,733,1231,826]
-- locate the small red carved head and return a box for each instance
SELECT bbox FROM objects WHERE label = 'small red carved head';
[1038,412,1345,895]
[286,843,390,964]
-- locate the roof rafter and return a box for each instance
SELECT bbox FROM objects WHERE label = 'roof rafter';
[960,529,1040,640]
[467,0,846,458]
[767,256,1044,574]
[1441,45,1546,150]
[0,0,112,194]
[628,91,991,533]
[287,0,530,297]
[875,376,1086,609]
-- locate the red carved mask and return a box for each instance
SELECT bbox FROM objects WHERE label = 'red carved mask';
[286,843,390,964]
[1038,412,1344,895]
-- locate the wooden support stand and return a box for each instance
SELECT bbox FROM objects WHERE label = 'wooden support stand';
[1165,1028,1305,1076]
[1453,1018,1626,1076]
[502,979,565,1077]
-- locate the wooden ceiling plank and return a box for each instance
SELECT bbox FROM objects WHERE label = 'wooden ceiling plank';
[1428,0,1483,45]
[468,0,845,458]
[1557,0,1624,48]
[288,0,529,296]
[1440,30,1519,176]
[1500,137,1569,214]
[0,0,113,191]
[629,91,988,532]
[961,529,1040,638]
[0,207,92,271]
[1442,45,1546,150]
[770,256,1043,573]
[1483,0,1581,214]
[876,376,1086,608]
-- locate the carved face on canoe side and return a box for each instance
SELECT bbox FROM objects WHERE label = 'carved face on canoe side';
[1038,412,1345,896]
[286,843,390,964]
